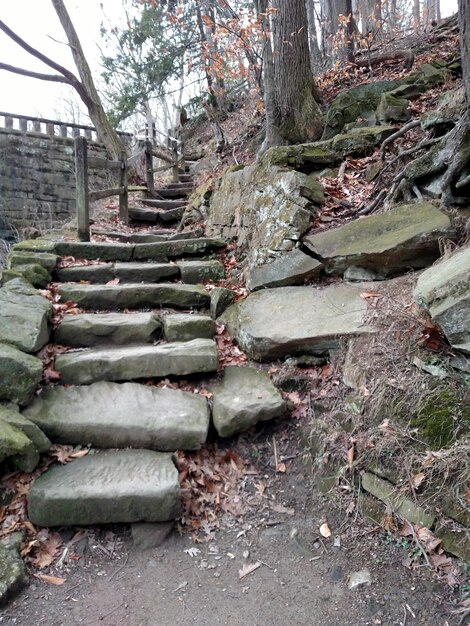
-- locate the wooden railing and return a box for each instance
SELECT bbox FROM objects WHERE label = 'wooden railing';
[0,111,133,143]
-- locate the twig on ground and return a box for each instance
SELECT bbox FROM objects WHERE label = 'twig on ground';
[408,523,432,569]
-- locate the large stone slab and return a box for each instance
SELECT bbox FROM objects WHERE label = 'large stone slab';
[210,367,286,437]
[303,202,452,275]
[0,343,43,406]
[54,338,219,384]
[24,381,209,451]
[114,262,180,283]
[0,279,52,353]
[9,251,58,273]
[133,238,225,261]
[1,405,51,453]
[162,314,215,342]
[246,249,323,291]
[57,283,210,310]
[54,264,114,283]
[53,241,133,261]
[54,312,162,347]
[28,449,181,526]
[220,284,370,360]
[414,244,470,353]
[177,260,225,283]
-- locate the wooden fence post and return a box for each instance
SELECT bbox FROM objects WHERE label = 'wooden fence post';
[119,151,128,225]
[74,136,90,242]
[145,141,155,194]
[171,133,179,182]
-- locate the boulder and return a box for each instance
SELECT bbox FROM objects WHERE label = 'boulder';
[220,284,371,360]
[206,159,325,266]
[376,93,411,123]
[162,314,215,342]
[0,417,37,466]
[3,263,50,287]
[28,449,181,526]
[332,126,396,156]
[246,249,323,291]
[0,344,42,406]
[0,405,50,453]
[421,87,466,130]
[24,381,210,451]
[210,367,286,437]
[413,244,470,353]
[9,251,58,273]
[0,279,52,352]
[303,202,452,275]
[322,80,402,139]
[0,541,28,604]
[54,312,162,347]
[54,338,219,384]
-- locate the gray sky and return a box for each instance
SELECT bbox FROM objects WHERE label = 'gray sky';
[0,0,459,121]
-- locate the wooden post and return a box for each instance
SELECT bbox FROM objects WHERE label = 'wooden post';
[19,118,28,132]
[5,116,13,129]
[60,125,68,137]
[171,133,179,182]
[33,121,41,133]
[145,141,155,194]
[46,123,55,135]
[119,151,128,225]
[74,136,90,242]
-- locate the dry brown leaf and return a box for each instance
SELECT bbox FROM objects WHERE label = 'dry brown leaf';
[347,445,355,468]
[411,472,425,490]
[239,561,262,580]
[320,522,331,538]
[360,291,381,299]
[276,462,286,473]
[34,573,66,585]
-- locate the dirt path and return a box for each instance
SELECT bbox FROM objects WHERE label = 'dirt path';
[1,423,458,626]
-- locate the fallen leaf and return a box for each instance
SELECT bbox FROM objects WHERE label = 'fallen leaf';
[276,462,286,473]
[360,291,381,299]
[239,561,261,580]
[320,522,331,538]
[106,278,120,285]
[347,445,355,468]
[184,547,200,557]
[411,472,425,490]
[34,573,66,585]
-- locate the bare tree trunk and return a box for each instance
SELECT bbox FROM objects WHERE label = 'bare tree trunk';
[270,0,323,143]
[413,0,421,29]
[51,0,125,158]
[306,0,322,67]
[256,0,283,150]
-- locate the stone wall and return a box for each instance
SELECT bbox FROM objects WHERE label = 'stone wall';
[0,128,116,231]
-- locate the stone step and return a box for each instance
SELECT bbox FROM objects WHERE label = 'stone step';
[155,186,193,199]
[162,314,215,342]
[142,198,187,210]
[178,174,192,183]
[51,238,224,262]
[54,260,224,285]
[128,206,186,224]
[54,338,219,384]
[91,229,203,244]
[28,449,181,526]
[24,381,210,451]
[57,282,210,310]
[54,312,162,347]
[166,182,194,191]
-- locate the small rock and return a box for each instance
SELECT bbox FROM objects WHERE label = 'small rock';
[348,568,372,590]
[0,543,28,604]
[211,287,235,319]
[343,266,384,282]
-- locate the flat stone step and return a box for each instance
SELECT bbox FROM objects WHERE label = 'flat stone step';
[55,262,179,284]
[142,199,187,210]
[54,312,162,347]
[91,229,203,244]
[54,338,219,384]
[24,381,210,451]
[158,206,185,222]
[133,237,225,261]
[178,174,192,183]
[162,314,215,342]
[128,207,163,224]
[51,238,224,262]
[155,187,192,199]
[166,182,194,191]
[28,449,181,526]
[57,282,210,310]
[176,260,225,283]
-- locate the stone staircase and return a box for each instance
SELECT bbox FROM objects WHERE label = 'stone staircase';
[11,171,239,528]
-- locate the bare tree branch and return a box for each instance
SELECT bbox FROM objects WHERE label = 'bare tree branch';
[0,62,71,84]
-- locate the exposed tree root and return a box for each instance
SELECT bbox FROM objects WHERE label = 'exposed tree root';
[385,112,470,206]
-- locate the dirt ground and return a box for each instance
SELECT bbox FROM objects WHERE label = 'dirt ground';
[0,417,464,626]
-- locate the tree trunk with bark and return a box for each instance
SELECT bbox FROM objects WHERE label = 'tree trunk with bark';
[385,0,470,206]
[269,0,323,144]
